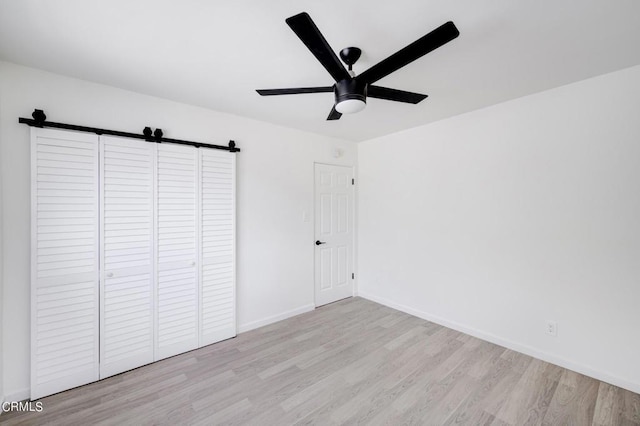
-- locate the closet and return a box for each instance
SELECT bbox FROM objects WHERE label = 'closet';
[31,128,236,399]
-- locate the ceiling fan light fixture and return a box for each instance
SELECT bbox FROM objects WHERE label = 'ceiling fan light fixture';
[334,78,367,114]
[335,98,366,114]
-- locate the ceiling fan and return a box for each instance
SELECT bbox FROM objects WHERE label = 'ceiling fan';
[256,12,460,120]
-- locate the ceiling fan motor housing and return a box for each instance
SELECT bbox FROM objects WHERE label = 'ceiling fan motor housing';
[335,78,367,105]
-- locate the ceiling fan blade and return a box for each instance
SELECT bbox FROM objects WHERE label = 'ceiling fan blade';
[327,106,342,120]
[367,86,428,104]
[286,12,351,82]
[256,87,333,96]
[358,21,459,85]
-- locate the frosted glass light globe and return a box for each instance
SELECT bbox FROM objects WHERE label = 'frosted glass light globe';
[335,99,366,114]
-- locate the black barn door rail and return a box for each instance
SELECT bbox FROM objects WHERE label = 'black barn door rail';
[19,109,240,152]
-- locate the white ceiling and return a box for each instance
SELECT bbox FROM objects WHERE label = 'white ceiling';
[1,0,640,142]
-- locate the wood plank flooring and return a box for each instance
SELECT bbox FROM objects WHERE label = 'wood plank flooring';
[2,297,639,425]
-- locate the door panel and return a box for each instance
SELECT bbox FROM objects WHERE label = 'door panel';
[31,128,99,399]
[199,149,236,346]
[156,143,199,359]
[100,136,155,378]
[314,164,354,306]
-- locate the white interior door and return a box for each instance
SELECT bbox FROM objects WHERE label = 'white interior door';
[31,128,100,399]
[99,136,155,378]
[199,149,236,346]
[314,164,354,307]
[156,143,199,359]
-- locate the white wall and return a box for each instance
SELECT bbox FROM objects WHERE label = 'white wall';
[0,71,4,405]
[358,64,640,393]
[0,61,356,399]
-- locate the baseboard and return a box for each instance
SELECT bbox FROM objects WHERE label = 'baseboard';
[238,303,315,333]
[3,388,30,403]
[358,291,640,395]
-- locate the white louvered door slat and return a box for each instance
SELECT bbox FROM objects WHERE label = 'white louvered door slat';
[100,136,155,378]
[156,143,199,360]
[31,128,99,400]
[199,149,236,345]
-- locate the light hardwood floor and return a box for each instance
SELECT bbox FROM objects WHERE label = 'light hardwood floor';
[2,297,639,425]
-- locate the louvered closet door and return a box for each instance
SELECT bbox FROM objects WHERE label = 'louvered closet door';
[200,149,236,345]
[31,128,99,400]
[100,136,155,378]
[156,143,199,359]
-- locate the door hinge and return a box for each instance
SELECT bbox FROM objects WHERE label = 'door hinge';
[352,273,355,279]
[352,178,355,185]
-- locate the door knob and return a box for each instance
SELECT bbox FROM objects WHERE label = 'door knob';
[315,240,326,245]
[106,272,114,278]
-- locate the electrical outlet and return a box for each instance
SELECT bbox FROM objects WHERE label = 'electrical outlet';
[546,320,558,337]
